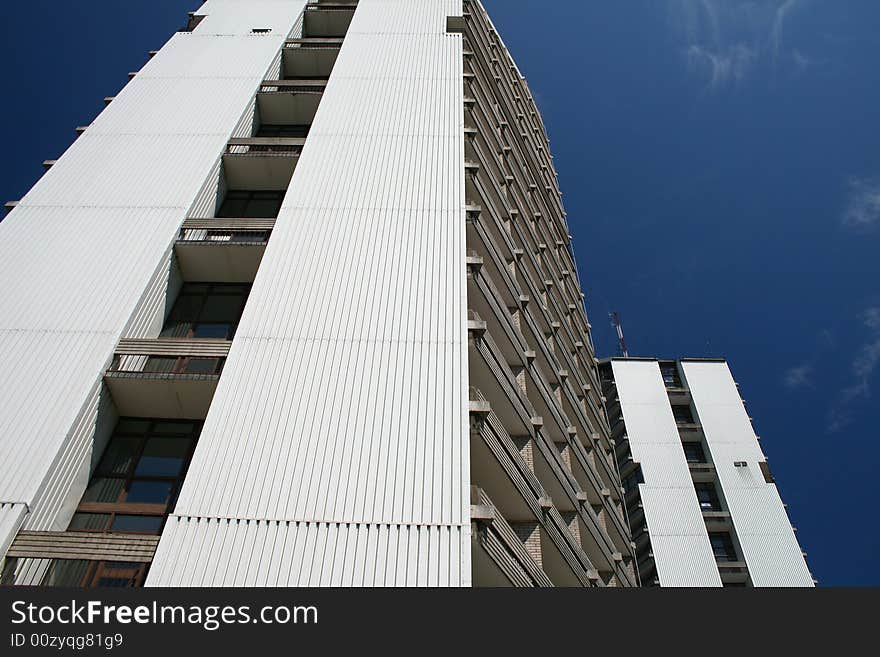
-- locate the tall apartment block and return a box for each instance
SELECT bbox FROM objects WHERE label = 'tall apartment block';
[0,0,636,588]
[600,358,814,587]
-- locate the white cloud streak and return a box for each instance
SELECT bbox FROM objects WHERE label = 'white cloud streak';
[669,0,806,88]
[783,363,813,389]
[843,176,880,229]
[828,307,880,432]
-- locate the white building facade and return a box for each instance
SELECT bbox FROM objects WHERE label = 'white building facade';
[602,358,814,587]
[0,0,636,588]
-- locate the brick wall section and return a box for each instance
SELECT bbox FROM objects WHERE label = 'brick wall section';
[513,436,535,472]
[512,522,542,568]
[561,511,580,547]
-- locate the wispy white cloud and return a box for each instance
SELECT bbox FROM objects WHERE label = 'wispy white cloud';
[843,175,880,229]
[828,307,880,432]
[668,0,807,88]
[783,363,813,389]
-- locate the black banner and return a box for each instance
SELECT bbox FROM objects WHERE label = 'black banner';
[1,588,875,654]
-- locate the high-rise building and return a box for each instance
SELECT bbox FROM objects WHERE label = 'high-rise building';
[0,1,811,589]
[600,358,814,587]
[0,0,635,588]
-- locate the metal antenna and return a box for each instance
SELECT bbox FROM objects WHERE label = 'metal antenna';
[610,311,629,357]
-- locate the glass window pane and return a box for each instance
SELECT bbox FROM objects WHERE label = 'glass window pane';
[134,438,191,477]
[159,320,193,338]
[191,323,230,339]
[142,357,178,373]
[96,437,141,476]
[168,294,203,322]
[69,513,111,531]
[41,560,93,587]
[245,196,282,218]
[126,481,174,505]
[82,477,125,503]
[218,195,248,218]
[115,419,150,435]
[199,295,244,323]
[110,515,164,533]
[183,358,220,374]
[152,421,197,435]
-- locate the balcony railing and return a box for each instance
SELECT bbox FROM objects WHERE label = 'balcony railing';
[178,218,275,244]
[225,137,306,156]
[108,338,231,377]
[105,339,232,418]
[259,79,327,94]
[285,37,344,49]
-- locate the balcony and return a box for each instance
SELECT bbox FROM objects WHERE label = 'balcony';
[175,218,274,283]
[222,136,304,191]
[302,3,357,38]
[257,79,325,126]
[282,40,340,79]
[104,338,231,419]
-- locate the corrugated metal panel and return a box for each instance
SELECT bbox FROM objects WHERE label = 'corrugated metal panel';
[0,504,27,560]
[149,0,470,586]
[196,1,306,36]
[649,535,722,588]
[683,361,813,586]
[347,0,461,35]
[611,360,721,587]
[0,1,303,558]
[149,516,465,587]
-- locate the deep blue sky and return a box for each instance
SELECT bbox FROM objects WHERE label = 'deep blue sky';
[1,1,877,585]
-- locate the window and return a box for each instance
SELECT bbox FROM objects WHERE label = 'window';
[682,441,707,464]
[159,283,250,341]
[694,482,721,512]
[622,468,644,496]
[709,532,738,562]
[257,124,311,138]
[672,404,695,425]
[218,190,285,218]
[38,560,148,588]
[70,419,201,536]
[659,362,681,387]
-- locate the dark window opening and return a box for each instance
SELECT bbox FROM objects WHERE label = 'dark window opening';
[218,190,285,218]
[709,532,738,562]
[159,283,251,341]
[694,482,722,512]
[672,404,695,425]
[660,362,682,387]
[256,124,311,138]
[38,560,148,588]
[682,442,707,464]
[70,419,202,539]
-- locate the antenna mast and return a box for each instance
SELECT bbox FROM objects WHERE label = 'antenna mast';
[610,311,629,357]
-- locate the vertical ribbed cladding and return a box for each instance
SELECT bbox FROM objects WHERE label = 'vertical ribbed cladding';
[0,1,306,560]
[682,361,814,586]
[611,360,722,586]
[0,505,27,561]
[149,0,471,587]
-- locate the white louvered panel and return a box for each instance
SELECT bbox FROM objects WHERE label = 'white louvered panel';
[87,77,267,138]
[138,34,292,80]
[195,1,306,36]
[0,504,27,561]
[0,1,303,558]
[649,535,722,588]
[20,135,227,209]
[0,208,180,333]
[149,515,467,587]
[348,0,461,35]
[151,0,470,586]
[611,360,721,587]
[683,361,813,586]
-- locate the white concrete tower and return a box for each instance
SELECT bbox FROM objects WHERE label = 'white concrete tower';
[0,0,632,587]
